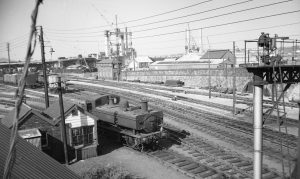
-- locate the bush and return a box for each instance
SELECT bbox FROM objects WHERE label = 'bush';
[81,165,140,179]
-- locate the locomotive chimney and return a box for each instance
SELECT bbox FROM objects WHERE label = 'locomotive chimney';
[141,99,148,112]
[109,96,114,105]
[120,99,129,111]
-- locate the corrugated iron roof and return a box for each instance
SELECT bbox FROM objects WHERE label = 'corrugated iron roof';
[2,103,55,128]
[0,123,80,178]
[201,50,232,59]
[43,101,76,121]
[1,103,31,128]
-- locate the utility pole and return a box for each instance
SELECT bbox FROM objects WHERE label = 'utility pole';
[297,101,300,179]
[38,26,49,108]
[244,41,247,64]
[58,77,68,165]
[201,28,203,53]
[125,27,128,52]
[233,42,236,115]
[248,49,250,63]
[132,49,135,71]
[7,43,11,73]
[115,15,120,82]
[208,50,211,98]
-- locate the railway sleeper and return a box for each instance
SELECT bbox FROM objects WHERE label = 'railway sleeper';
[160,155,176,161]
[195,155,208,161]
[169,158,186,164]
[227,159,242,164]
[176,161,192,167]
[189,166,209,175]
[235,162,251,168]
[181,163,199,171]
[192,153,205,157]
[197,170,217,178]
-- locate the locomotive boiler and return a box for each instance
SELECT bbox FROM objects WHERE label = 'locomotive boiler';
[93,96,163,150]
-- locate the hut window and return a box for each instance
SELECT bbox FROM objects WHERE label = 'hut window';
[71,126,93,146]
[72,109,78,116]
[40,131,48,147]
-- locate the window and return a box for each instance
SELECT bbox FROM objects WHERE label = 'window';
[40,130,48,147]
[71,126,93,146]
[72,109,78,116]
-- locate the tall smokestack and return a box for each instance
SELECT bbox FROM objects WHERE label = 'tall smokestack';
[104,30,110,57]
[141,99,148,112]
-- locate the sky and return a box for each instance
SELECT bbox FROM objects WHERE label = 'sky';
[0,0,300,61]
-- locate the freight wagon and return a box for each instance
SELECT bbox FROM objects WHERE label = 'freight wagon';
[3,73,39,88]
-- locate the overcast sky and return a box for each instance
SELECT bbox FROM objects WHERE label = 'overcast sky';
[0,0,299,61]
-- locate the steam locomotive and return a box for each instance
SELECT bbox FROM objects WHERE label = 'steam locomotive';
[74,93,164,150]
[93,96,163,150]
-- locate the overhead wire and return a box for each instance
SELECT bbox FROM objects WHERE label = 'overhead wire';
[134,21,300,45]
[44,0,213,32]
[133,0,293,33]
[129,0,253,28]
[122,0,213,24]
[132,9,300,39]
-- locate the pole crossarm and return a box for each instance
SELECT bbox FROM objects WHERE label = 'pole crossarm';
[246,65,300,85]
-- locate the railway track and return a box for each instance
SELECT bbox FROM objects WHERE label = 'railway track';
[0,82,294,177]
[68,77,298,126]
[69,82,297,150]
[167,133,281,178]
[67,82,295,177]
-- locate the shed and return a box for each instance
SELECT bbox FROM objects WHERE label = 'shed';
[0,123,80,178]
[96,59,120,80]
[128,56,153,70]
[43,101,99,160]
[2,101,99,162]
[201,50,234,68]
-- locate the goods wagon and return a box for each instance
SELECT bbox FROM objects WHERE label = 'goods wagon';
[3,73,38,88]
[165,80,184,87]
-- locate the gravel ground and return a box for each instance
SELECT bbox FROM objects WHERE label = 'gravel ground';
[68,147,191,179]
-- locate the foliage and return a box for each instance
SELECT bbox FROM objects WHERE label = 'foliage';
[81,165,141,179]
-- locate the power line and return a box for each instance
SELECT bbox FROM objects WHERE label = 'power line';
[129,0,253,28]
[133,9,300,39]
[44,0,213,32]
[44,31,102,38]
[133,21,300,44]
[123,0,213,23]
[133,0,293,33]
[208,21,300,37]
[0,33,30,44]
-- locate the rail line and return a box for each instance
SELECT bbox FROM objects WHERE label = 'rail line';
[69,81,297,150]
[68,77,298,125]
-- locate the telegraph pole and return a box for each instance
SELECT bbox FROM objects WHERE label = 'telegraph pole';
[7,43,11,73]
[58,77,68,165]
[208,50,211,98]
[38,26,49,108]
[115,15,121,82]
[233,41,236,115]
[125,27,128,52]
[201,28,203,53]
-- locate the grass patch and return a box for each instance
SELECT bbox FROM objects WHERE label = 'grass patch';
[81,164,142,179]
